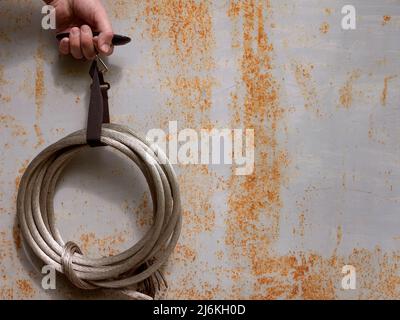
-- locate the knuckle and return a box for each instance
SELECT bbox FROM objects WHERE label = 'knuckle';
[103,30,114,39]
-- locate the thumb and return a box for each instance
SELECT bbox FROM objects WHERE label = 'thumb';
[94,9,113,55]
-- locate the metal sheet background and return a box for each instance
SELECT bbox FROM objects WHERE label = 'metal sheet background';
[1,0,400,299]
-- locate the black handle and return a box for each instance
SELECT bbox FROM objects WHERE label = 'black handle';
[56,32,131,46]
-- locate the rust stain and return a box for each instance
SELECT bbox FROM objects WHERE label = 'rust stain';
[382,15,391,26]
[319,22,329,34]
[0,114,28,138]
[221,1,400,300]
[19,68,35,98]
[144,0,214,68]
[0,287,13,300]
[298,212,306,238]
[140,0,220,299]
[0,228,12,293]
[381,75,396,106]
[174,243,197,262]
[225,0,289,298]
[15,279,35,299]
[107,0,136,19]
[338,70,360,109]
[2,0,398,301]
[368,114,387,145]
[0,94,11,103]
[144,0,215,127]
[165,76,215,114]
[33,124,44,148]
[293,63,321,116]
[79,232,127,257]
[15,159,29,191]
[123,192,153,228]
[34,47,45,120]
[336,226,343,248]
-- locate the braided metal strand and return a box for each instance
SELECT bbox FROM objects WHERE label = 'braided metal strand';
[17,123,182,297]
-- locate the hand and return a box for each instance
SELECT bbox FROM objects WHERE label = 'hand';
[46,0,114,59]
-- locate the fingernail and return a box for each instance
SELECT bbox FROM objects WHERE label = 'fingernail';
[71,28,79,36]
[101,44,110,53]
[81,25,90,34]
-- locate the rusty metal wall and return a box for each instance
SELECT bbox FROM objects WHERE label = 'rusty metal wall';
[1,0,400,299]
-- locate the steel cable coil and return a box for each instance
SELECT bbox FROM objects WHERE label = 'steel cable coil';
[17,123,182,296]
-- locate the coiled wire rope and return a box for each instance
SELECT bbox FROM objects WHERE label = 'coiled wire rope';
[17,123,182,299]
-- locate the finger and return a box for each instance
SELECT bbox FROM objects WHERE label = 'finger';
[94,38,114,56]
[80,25,96,60]
[94,9,114,55]
[93,36,99,52]
[107,45,114,56]
[69,27,83,59]
[93,36,114,56]
[59,38,70,55]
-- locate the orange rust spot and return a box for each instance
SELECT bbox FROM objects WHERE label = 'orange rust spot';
[336,225,343,248]
[165,75,215,114]
[293,63,321,116]
[225,0,290,298]
[35,47,45,120]
[140,1,219,299]
[143,0,215,128]
[107,0,136,19]
[319,22,329,34]
[324,8,332,16]
[15,280,35,298]
[298,212,306,238]
[382,15,391,26]
[0,287,13,300]
[0,114,28,138]
[338,70,360,109]
[381,75,396,106]
[79,232,127,257]
[144,0,214,68]
[175,243,196,262]
[15,159,29,190]
[228,1,242,18]
[0,93,11,103]
[34,124,44,148]
[123,192,153,228]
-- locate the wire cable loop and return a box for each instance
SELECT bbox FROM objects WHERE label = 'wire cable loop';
[17,123,182,298]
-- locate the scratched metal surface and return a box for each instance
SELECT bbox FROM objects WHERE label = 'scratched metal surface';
[1,0,400,299]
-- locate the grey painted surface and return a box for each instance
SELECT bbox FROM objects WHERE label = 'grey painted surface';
[0,0,400,299]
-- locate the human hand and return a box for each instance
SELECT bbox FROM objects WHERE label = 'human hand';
[45,0,114,59]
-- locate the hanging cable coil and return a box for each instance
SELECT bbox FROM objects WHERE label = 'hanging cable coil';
[17,123,182,297]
